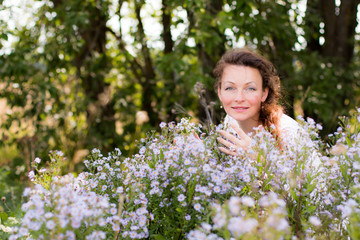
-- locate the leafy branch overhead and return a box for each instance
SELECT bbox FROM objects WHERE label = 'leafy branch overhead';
[0,0,359,168]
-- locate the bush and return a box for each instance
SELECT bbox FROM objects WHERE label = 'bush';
[5,109,360,239]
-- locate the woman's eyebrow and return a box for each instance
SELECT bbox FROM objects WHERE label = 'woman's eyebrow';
[222,80,235,84]
[244,81,257,85]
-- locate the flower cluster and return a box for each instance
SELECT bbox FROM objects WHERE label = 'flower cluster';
[79,117,327,239]
[8,109,360,239]
[10,161,119,240]
[187,192,290,239]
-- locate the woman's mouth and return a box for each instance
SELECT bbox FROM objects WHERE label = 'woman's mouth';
[232,107,248,112]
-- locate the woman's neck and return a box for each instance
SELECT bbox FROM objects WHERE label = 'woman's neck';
[237,118,262,135]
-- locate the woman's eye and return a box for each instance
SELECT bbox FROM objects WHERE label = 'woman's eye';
[246,87,256,91]
[225,87,234,91]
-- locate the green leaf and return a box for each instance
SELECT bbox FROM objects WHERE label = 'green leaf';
[1,33,7,41]
[304,205,316,214]
[154,234,167,240]
[0,212,8,222]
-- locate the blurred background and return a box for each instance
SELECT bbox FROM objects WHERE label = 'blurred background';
[0,0,359,210]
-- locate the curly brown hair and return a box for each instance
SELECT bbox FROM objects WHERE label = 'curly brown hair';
[213,48,284,139]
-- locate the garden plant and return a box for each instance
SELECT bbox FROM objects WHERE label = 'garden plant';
[1,109,360,239]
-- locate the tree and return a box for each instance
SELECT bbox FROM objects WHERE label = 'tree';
[301,0,360,135]
[0,0,359,170]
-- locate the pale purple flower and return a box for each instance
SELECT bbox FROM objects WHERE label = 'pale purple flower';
[28,171,35,179]
[116,186,124,193]
[309,216,321,226]
[228,217,258,237]
[228,196,241,215]
[177,194,185,202]
[46,220,55,230]
[139,147,146,155]
[110,208,117,215]
[241,196,255,207]
[86,231,106,240]
[194,203,202,212]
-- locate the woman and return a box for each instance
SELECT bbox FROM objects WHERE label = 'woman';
[214,48,302,156]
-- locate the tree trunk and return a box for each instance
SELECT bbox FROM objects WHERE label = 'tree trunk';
[161,0,177,122]
[308,0,359,66]
[72,4,117,150]
[134,1,159,127]
[303,0,359,133]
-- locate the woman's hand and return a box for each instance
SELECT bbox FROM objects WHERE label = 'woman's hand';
[217,122,252,156]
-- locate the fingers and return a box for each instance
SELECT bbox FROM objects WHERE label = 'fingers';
[219,146,237,156]
[217,123,252,154]
[229,122,248,139]
[217,135,234,149]
[217,134,238,156]
[193,130,200,140]
[218,130,241,145]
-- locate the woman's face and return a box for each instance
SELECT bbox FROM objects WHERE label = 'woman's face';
[218,65,269,128]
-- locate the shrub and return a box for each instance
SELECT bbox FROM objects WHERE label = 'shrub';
[6,109,360,239]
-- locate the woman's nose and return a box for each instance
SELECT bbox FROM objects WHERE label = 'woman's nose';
[234,90,245,101]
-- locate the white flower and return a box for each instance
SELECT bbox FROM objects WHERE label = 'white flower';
[46,220,55,230]
[34,157,41,164]
[44,212,54,219]
[139,147,146,155]
[241,196,255,207]
[86,231,106,240]
[213,212,226,229]
[201,223,212,233]
[194,203,202,212]
[243,175,251,182]
[309,216,321,226]
[228,196,241,215]
[213,186,221,193]
[353,161,360,170]
[177,194,185,202]
[23,188,31,197]
[187,230,207,240]
[202,164,211,172]
[274,218,289,231]
[110,208,117,215]
[92,148,100,154]
[116,187,124,193]
[228,217,257,237]
[115,148,122,155]
[28,171,35,179]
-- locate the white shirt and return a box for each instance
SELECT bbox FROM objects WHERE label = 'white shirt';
[223,113,300,138]
[223,113,322,169]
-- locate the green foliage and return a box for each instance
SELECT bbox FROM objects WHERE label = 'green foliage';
[0,1,359,231]
[5,109,360,239]
[294,52,360,137]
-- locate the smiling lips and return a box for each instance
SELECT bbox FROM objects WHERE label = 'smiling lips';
[232,107,249,112]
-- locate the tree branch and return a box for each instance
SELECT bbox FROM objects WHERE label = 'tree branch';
[105,26,143,81]
[162,0,173,54]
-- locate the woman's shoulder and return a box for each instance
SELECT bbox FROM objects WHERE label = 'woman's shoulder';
[279,113,301,131]
[278,113,306,140]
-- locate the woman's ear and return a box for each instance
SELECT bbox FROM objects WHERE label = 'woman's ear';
[217,87,222,102]
[261,87,269,102]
